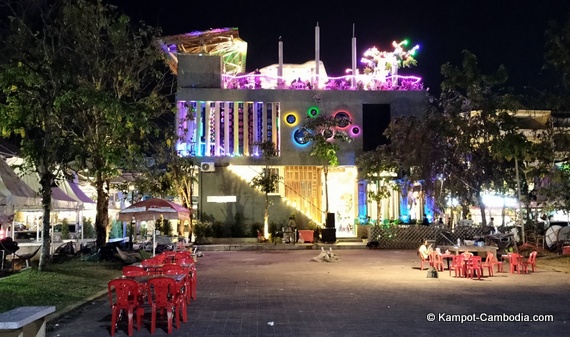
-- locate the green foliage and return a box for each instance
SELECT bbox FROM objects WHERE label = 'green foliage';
[356,145,401,225]
[155,217,173,236]
[250,223,263,237]
[61,219,70,240]
[193,220,213,239]
[302,110,353,213]
[210,222,223,237]
[82,218,95,239]
[109,220,123,239]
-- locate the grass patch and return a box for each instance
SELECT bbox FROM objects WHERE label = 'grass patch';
[0,259,123,313]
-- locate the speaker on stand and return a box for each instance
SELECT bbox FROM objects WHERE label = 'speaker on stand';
[322,212,336,243]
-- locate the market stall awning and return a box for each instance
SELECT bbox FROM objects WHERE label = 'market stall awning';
[58,179,95,210]
[0,159,41,211]
[5,157,79,211]
[117,198,191,222]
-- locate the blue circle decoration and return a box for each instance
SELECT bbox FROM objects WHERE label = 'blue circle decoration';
[293,128,311,145]
[334,111,351,128]
[286,114,297,125]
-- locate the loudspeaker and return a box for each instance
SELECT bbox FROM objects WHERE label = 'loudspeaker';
[326,212,335,228]
[321,228,336,243]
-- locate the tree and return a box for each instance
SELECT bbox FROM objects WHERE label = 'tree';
[355,145,400,225]
[303,110,352,219]
[437,50,518,226]
[58,0,172,249]
[250,140,279,238]
[0,0,80,270]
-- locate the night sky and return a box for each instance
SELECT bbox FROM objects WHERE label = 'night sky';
[107,0,569,94]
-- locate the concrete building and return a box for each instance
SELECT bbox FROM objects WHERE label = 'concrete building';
[159,28,427,238]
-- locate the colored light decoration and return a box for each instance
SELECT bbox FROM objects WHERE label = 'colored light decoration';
[360,39,420,88]
[334,111,352,128]
[285,113,298,126]
[350,126,361,137]
[293,128,312,146]
[307,106,320,118]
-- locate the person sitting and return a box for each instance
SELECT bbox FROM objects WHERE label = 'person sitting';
[418,240,433,260]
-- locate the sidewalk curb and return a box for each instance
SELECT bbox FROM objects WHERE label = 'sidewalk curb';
[46,289,108,323]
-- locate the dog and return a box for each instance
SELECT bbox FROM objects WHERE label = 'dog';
[366,241,380,249]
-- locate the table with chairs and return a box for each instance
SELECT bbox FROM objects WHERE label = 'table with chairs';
[107,250,198,336]
[420,247,538,280]
[501,251,537,274]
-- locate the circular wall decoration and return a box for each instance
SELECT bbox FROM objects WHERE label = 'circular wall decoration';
[323,129,333,139]
[285,114,297,125]
[334,111,351,128]
[307,106,320,118]
[293,128,311,145]
[351,126,361,136]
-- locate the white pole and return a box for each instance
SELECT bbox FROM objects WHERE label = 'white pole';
[315,22,320,89]
[152,215,156,257]
[351,24,357,89]
[278,37,283,89]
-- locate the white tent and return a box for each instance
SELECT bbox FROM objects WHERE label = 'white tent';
[58,176,95,211]
[0,159,41,212]
[5,157,78,211]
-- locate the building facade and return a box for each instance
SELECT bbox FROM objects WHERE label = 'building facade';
[163,29,428,237]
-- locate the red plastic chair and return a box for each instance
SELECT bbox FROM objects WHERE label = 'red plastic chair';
[520,251,537,272]
[481,253,495,277]
[492,254,504,273]
[162,265,189,322]
[418,251,432,271]
[122,266,149,302]
[449,255,465,277]
[431,252,444,272]
[160,251,177,264]
[507,253,522,273]
[174,251,193,261]
[174,257,197,300]
[147,276,183,334]
[465,256,483,279]
[142,257,166,275]
[108,278,145,337]
[122,265,148,277]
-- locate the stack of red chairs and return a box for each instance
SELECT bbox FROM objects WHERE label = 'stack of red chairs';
[111,249,198,334]
[147,276,184,334]
[108,278,145,337]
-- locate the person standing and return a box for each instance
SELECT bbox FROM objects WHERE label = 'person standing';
[287,216,297,243]
[422,214,430,226]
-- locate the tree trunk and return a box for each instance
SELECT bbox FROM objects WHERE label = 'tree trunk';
[95,173,109,250]
[264,194,269,238]
[477,192,487,226]
[323,166,329,214]
[38,174,54,271]
[376,181,382,225]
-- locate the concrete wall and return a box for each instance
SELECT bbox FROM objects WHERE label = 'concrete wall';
[199,167,311,230]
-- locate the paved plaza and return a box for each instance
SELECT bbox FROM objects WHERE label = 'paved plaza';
[46,249,569,337]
